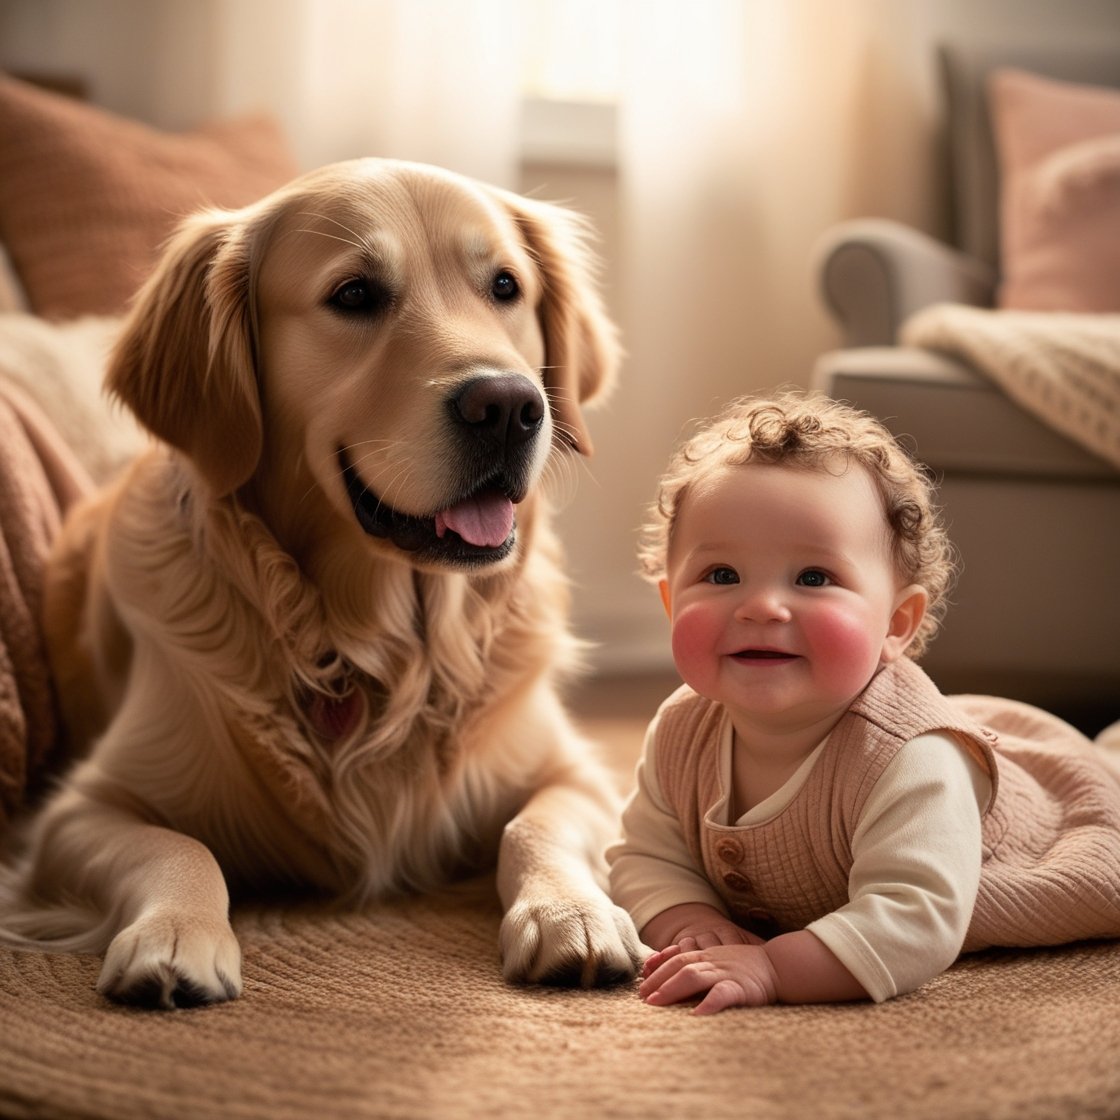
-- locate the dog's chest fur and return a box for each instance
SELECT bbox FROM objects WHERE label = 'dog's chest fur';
[95,455,562,898]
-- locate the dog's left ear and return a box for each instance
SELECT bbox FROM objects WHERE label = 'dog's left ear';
[108,206,262,498]
[500,192,620,456]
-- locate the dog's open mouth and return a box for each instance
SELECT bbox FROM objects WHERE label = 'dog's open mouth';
[340,450,522,566]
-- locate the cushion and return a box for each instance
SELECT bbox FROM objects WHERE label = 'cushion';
[0,74,300,319]
[0,312,145,484]
[990,68,1120,312]
[0,244,28,314]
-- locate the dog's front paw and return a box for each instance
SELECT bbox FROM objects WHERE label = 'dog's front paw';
[98,910,243,1009]
[500,889,644,988]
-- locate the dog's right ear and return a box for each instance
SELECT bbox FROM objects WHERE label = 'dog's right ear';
[495,190,621,458]
[107,208,262,498]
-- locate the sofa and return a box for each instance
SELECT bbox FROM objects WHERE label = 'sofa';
[812,43,1120,732]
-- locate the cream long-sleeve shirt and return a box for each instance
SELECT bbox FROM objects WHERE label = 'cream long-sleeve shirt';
[607,705,993,1002]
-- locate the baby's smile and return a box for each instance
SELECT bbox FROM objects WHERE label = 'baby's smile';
[731,648,799,663]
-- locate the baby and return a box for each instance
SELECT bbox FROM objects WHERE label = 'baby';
[609,392,1120,1013]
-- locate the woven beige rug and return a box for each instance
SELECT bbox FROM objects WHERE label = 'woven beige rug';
[1,878,1118,1120]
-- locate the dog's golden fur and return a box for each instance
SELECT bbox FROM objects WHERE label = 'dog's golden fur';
[1,159,642,1007]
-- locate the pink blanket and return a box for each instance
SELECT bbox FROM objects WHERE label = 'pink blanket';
[0,381,91,832]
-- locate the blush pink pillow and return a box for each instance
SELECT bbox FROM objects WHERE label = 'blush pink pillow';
[989,68,1120,312]
[0,75,300,319]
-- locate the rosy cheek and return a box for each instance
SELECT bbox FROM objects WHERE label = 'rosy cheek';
[805,605,881,691]
[669,604,721,693]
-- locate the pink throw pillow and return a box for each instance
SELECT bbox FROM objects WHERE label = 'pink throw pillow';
[989,68,1120,312]
[0,75,300,319]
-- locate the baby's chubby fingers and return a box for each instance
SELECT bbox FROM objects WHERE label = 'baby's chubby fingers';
[639,950,717,1007]
[641,922,768,980]
[693,978,751,1016]
[678,928,730,953]
[640,942,682,979]
[639,944,780,1012]
[639,947,702,1000]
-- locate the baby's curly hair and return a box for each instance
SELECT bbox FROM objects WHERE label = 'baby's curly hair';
[637,391,957,658]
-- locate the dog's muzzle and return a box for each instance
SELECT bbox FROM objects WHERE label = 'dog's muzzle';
[341,373,547,567]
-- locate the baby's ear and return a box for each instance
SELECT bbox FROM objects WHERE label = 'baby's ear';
[880,585,928,664]
[658,580,672,618]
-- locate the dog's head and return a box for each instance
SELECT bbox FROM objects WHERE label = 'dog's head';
[108,159,619,571]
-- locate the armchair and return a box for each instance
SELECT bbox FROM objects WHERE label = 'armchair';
[812,43,1120,730]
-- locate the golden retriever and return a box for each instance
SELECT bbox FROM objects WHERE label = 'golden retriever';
[0,158,643,1007]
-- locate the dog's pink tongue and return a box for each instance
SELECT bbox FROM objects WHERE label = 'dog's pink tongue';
[434,493,515,548]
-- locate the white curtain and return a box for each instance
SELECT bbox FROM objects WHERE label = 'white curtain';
[208,0,523,186]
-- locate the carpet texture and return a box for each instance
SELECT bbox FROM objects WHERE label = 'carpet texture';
[1,881,1118,1120]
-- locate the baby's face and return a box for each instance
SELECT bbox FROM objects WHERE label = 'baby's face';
[661,461,923,735]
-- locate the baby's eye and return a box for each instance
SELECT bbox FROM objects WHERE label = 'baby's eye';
[796,569,831,588]
[704,566,739,586]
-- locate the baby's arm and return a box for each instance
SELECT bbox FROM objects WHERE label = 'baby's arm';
[640,732,990,1011]
[608,722,733,935]
[640,929,867,1014]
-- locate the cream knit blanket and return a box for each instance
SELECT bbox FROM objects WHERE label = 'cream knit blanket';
[901,304,1120,470]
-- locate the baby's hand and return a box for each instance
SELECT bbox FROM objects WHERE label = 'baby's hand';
[640,943,779,1015]
[641,918,764,979]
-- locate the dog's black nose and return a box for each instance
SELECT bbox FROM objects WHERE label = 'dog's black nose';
[452,375,545,449]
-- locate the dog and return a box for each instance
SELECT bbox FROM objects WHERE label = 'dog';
[0,158,643,1008]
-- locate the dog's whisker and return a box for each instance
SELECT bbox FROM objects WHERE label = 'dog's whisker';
[349,445,397,470]
[352,451,407,491]
[541,450,586,509]
[289,210,381,254]
[292,227,367,251]
[332,441,398,476]
[289,443,399,509]
[369,459,420,511]
[296,481,323,509]
[281,448,393,515]
[549,417,586,455]
[296,210,369,243]
[341,438,394,450]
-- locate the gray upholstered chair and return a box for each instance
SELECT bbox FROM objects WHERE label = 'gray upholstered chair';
[811,43,1120,731]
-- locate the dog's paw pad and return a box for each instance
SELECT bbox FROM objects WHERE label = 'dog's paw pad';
[535,954,638,989]
[501,892,644,989]
[104,964,237,1009]
[98,912,243,1010]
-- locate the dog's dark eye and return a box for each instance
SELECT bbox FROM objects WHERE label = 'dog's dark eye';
[329,278,390,315]
[491,270,520,302]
